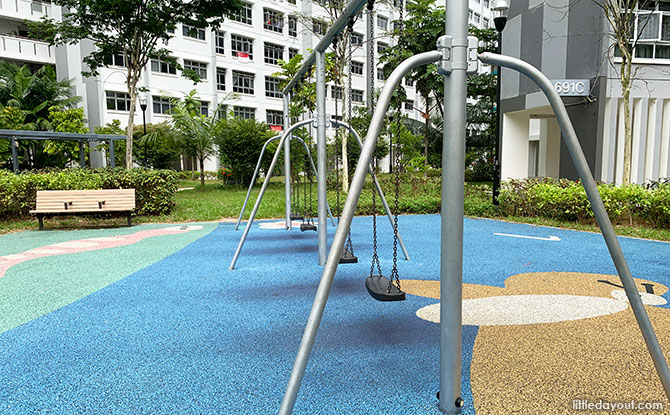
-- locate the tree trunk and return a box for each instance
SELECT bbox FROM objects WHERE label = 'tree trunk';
[199,157,205,187]
[621,57,632,186]
[125,71,139,169]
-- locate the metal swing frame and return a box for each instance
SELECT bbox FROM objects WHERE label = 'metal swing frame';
[277,0,670,413]
[235,131,336,231]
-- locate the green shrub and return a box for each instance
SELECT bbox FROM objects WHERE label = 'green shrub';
[498,177,670,227]
[215,117,273,186]
[0,168,177,218]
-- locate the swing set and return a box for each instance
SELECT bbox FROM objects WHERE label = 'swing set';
[231,0,670,411]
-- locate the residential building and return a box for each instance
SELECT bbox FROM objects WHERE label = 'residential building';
[499,0,670,185]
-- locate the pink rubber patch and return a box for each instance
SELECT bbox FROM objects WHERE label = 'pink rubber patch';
[0,226,203,278]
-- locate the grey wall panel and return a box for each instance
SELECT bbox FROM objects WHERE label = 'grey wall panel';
[635,98,649,183]
[651,99,663,180]
[541,0,568,79]
[501,96,526,114]
[594,76,608,181]
[509,0,529,20]
[559,92,600,180]
[519,4,543,95]
[501,15,522,100]
[566,0,603,79]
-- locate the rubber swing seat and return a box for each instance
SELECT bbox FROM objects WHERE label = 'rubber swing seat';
[300,223,317,232]
[365,275,406,302]
[339,248,358,264]
[290,214,303,221]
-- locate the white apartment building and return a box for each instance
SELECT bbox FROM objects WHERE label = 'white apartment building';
[1,0,492,171]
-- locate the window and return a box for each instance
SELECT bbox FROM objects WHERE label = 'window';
[483,18,490,28]
[468,10,474,21]
[265,76,282,98]
[266,109,283,126]
[217,105,228,119]
[216,68,226,91]
[264,42,284,65]
[377,15,388,31]
[620,3,670,60]
[377,42,389,54]
[483,0,489,6]
[215,31,225,54]
[351,89,363,103]
[151,57,176,75]
[106,91,130,111]
[184,60,207,80]
[404,77,414,87]
[200,101,209,116]
[152,96,174,114]
[474,13,480,24]
[350,32,363,46]
[233,70,255,94]
[288,0,296,4]
[289,48,299,60]
[183,24,205,40]
[288,15,297,37]
[264,8,284,33]
[331,85,343,100]
[231,2,252,25]
[234,106,255,120]
[104,52,126,67]
[313,18,328,35]
[405,100,414,111]
[350,61,363,75]
[376,68,386,81]
[231,34,254,59]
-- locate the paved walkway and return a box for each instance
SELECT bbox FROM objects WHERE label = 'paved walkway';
[0,215,668,414]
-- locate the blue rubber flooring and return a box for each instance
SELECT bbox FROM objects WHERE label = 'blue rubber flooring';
[1,214,669,414]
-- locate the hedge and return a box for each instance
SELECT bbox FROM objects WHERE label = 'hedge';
[499,178,670,227]
[0,168,178,218]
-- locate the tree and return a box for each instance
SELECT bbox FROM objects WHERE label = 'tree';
[169,91,221,188]
[34,0,242,169]
[381,0,445,170]
[215,116,273,187]
[595,0,643,185]
[45,106,89,166]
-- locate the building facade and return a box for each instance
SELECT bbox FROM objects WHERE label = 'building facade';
[500,0,670,185]
[1,0,494,171]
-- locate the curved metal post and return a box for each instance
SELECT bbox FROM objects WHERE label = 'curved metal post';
[230,119,313,270]
[331,119,410,260]
[279,51,442,415]
[479,51,670,400]
[316,51,328,266]
[235,134,281,230]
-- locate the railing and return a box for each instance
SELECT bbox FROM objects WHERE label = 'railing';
[0,0,51,20]
[0,34,54,64]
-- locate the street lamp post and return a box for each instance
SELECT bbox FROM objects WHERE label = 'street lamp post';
[139,94,148,167]
[491,0,509,205]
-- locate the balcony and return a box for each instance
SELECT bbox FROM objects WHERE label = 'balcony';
[0,34,55,64]
[0,0,52,21]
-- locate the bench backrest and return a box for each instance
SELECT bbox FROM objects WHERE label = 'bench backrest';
[33,189,136,212]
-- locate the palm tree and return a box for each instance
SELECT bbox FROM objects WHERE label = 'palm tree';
[169,90,220,187]
[0,62,80,168]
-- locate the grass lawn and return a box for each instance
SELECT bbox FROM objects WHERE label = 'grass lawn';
[2,176,670,242]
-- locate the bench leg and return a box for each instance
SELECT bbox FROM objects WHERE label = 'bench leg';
[127,213,132,227]
[38,215,44,231]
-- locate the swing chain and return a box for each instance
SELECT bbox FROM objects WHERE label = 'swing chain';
[344,19,355,255]
[388,0,404,291]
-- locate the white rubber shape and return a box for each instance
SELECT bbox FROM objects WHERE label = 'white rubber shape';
[416,294,629,326]
[610,289,668,306]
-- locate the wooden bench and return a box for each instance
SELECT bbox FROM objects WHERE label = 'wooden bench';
[30,189,136,230]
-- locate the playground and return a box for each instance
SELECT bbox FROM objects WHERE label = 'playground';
[1,215,669,414]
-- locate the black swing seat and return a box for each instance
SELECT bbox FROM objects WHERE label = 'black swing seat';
[300,223,317,232]
[339,248,358,264]
[365,275,406,302]
[290,214,303,221]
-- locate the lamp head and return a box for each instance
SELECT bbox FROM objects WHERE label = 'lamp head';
[492,0,510,32]
[139,95,148,111]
